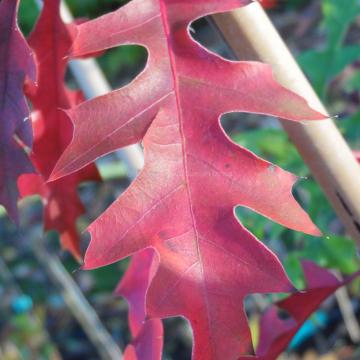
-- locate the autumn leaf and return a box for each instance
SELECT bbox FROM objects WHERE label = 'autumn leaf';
[251,261,360,360]
[0,0,35,222]
[50,0,325,357]
[18,0,100,260]
[116,249,163,360]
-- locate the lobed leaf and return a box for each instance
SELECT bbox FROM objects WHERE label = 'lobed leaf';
[51,0,325,357]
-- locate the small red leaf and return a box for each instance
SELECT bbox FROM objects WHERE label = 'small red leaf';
[123,320,163,360]
[116,249,163,360]
[19,0,100,260]
[252,261,360,359]
[0,0,35,222]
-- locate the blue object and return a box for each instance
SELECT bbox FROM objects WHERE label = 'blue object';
[11,295,33,314]
[288,310,327,349]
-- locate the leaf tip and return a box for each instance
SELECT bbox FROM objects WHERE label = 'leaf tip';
[47,168,62,182]
[48,156,70,182]
[308,225,323,237]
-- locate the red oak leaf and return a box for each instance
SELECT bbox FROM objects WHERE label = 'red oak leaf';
[0,0,35,222]
[18,0,100,260]
[50,0,325,357]
[116,249,163,360]
[250,261,360,360]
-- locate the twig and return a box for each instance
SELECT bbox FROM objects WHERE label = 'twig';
[32,236,124,360]
[334,272,360,343]
[0,256,23,294]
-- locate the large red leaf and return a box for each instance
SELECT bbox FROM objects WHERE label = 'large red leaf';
[18,0,100,260]
[50,0,325,357]
[0,0,35,222]
[250,261,360,360]
[116,249,163,360]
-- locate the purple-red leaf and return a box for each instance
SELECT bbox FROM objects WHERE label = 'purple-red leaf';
[0,0,35,222]
[18,0,100,260]
[251,261,360,360]
[116,249,163,360]
[50,0,325,357]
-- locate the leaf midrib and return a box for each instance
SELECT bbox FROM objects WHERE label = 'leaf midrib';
[158,0,215,349]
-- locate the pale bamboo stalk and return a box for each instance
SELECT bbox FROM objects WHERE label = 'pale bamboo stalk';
[212,2,360,243]
[335,287,360,343]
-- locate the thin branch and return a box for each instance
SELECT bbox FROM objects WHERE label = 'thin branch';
[32,236,124,360]
[334,271,360,343]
